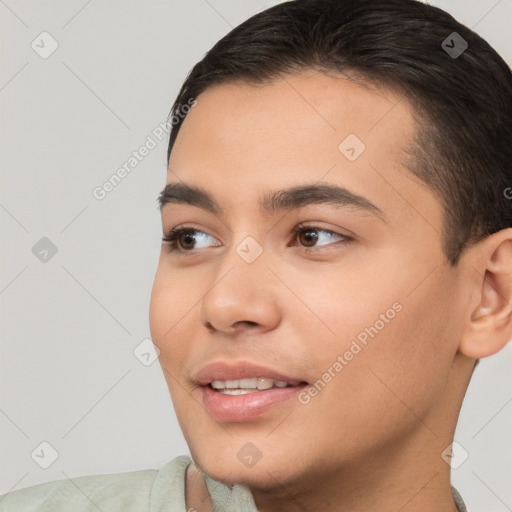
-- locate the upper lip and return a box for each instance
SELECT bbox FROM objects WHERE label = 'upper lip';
[193,360,307,386]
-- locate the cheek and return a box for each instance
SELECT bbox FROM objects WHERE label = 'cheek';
[275,260,400,367]
[149,265,200,424]
[149,263,197,367]
[149,265,173,350]
[328,273,459,425]
[149,257,204,332]
[289,259,459,435]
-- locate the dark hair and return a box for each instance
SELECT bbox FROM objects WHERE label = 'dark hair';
[166,0,512,266]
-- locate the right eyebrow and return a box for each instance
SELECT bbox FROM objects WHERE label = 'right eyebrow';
[158,182,222,215]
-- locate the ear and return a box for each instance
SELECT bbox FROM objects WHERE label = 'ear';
[459,228,512,359]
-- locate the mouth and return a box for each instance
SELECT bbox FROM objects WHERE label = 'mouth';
[194,361,309,422]
[209,377,302,395]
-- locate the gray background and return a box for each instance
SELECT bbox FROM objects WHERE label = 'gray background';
[1,1,511,510]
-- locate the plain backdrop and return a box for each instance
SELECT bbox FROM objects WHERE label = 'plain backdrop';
[1,1,511,510]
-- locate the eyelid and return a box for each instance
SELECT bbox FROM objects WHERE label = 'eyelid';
[161,222,353,255]
[289,223,353,252]
[293,221,356,239]
[161,224,220,247]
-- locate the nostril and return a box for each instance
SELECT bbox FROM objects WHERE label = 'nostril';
[232,320,259,328]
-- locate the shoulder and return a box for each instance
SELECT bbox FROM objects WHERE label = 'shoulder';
[0,455,192,512]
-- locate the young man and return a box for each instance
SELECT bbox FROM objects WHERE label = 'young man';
[2,0,511,511]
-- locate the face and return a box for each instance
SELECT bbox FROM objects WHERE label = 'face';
[149,71,469,490]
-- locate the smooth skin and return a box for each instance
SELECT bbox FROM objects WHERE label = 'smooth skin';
[149,71,512,512]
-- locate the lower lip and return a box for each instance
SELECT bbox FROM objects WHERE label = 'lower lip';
[201,384,306,422]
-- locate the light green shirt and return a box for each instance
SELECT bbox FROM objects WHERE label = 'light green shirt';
[0,455,468,511]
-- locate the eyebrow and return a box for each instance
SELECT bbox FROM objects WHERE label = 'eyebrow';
[158,182,386,221]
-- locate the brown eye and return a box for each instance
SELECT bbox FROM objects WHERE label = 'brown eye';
[162,227,219,253]
[176,231,197,250]
[297,229,319,248]
[291,225,352,251]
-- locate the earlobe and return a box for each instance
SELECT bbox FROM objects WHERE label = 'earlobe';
[459,229,512,359]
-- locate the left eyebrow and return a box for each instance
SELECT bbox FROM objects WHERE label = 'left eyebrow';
[158,182,387,222]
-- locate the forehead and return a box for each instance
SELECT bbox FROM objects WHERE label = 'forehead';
[167,71,441,230]
[172,70,413,161]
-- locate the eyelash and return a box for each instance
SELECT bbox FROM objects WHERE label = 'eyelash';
[161,223,353,255]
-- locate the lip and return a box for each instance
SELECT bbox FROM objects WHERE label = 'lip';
[193,360,306,386]
[193,360,308,422]
[200,384,307,422]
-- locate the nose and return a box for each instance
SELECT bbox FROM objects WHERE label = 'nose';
[199,248,281,336]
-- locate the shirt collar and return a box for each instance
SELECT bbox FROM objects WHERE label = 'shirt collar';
[452,486,468,512]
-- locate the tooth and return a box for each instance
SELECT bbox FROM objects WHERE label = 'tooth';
[239,378,258,388]
[220,389,259,395]
[257,377,274,390]
[210,377,293,391]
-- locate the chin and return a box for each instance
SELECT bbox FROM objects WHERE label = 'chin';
[188,438,310,490]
